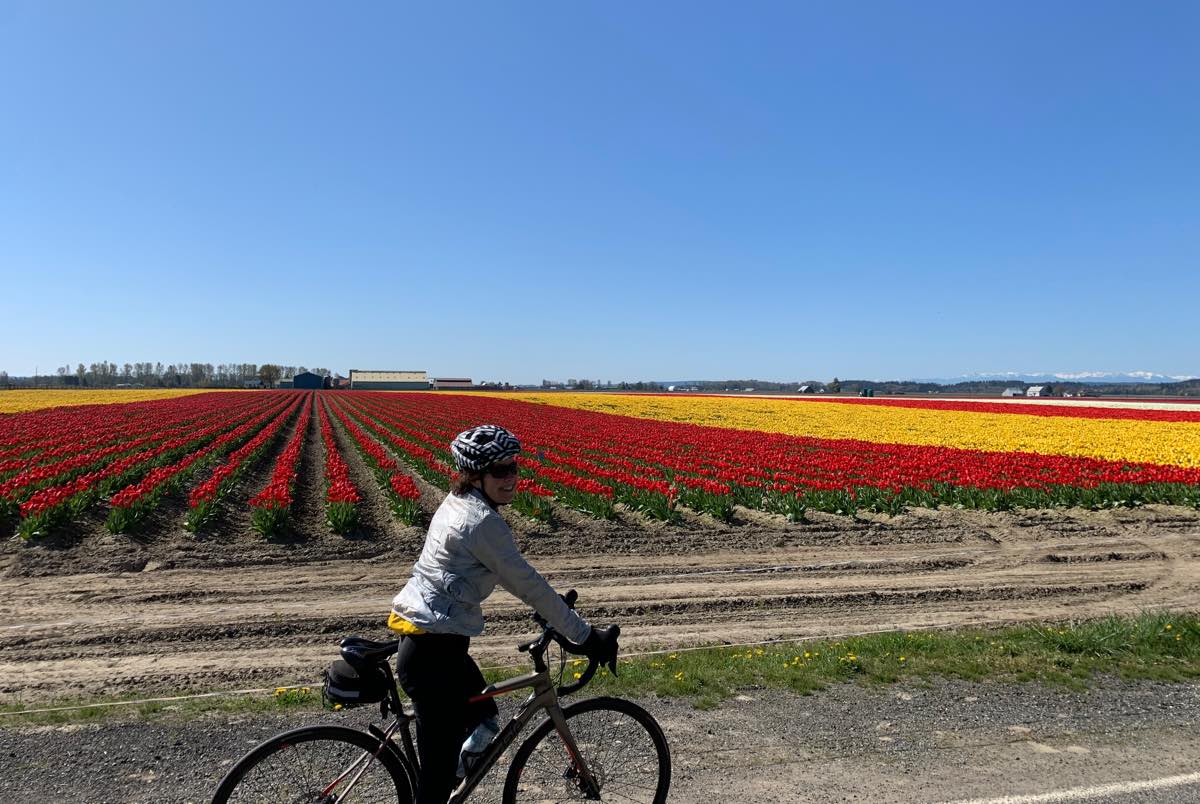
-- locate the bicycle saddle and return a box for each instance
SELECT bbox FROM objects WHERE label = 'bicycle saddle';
[340,636,400,666]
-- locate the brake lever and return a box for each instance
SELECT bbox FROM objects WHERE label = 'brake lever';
[605,625,621,676]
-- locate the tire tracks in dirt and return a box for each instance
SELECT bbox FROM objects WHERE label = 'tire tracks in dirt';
[2,505,1198,702]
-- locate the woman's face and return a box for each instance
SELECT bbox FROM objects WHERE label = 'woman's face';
[478,457,518,506]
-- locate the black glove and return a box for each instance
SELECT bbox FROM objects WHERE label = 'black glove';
[580,625,620,675]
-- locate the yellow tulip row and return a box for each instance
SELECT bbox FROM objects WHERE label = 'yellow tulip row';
[490,393,1200,469]
[0,388,232,414]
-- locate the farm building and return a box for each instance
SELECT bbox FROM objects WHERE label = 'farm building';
[277,378,293,389]
[292,371,324,390]
[350,370,429,390]
[798,385,814,393]
[1026,386,1050,397]
[433,377,473,390]
[243,378,262,389]
[1001,387,1024,397]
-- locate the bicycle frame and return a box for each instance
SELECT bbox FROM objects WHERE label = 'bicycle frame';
[448,666,599,802]
[328,604,615,803]
[348,661,598,803]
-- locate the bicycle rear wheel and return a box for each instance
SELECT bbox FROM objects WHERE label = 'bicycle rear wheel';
[502,696,670,803]
[211,724,412,803]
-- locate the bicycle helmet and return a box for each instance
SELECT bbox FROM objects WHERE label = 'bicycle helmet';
[450,425,521,473]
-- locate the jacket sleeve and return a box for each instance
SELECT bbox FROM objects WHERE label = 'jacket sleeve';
[467,517,591,644]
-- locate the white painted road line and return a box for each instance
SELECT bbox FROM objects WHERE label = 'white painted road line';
[941,771,1200,803]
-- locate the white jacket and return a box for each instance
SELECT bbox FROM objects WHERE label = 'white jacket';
[391,488,591,643]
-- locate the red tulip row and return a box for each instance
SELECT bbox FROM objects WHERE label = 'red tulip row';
[335,395,590,511]
[329,395,558,520]
[324,398,422,525]
[105,396,298,533]
[0,392,243,459]
[0,414,179,476]
[327,395,453,488]
[184,394,308,532]
[333,394,625,519]
[344,394,749,520]
[318,398,360,534]
[340,394,676,519]
[1,395,266,510]
[15,394,292,539]
[248,395,316,536]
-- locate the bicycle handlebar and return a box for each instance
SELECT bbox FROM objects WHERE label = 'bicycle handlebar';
[518,589,619,697]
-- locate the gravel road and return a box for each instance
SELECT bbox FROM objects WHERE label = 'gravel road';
[2,677,1197,803]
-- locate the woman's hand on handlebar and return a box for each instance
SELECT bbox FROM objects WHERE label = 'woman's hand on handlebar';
[581,624,620,674]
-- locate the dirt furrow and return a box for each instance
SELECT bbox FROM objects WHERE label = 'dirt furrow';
[3,504,1199,702]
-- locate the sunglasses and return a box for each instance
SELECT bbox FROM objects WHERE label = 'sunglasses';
[485,460,520,479]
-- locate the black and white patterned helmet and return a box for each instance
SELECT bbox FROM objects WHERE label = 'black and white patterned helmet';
[450,425,521,473]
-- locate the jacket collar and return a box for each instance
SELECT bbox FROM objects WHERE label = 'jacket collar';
[467,486,499,511]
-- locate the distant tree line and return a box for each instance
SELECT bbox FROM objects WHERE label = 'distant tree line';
[0,362,332,390]
[540,379,665,391]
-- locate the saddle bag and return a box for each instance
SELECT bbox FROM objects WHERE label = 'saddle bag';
[322,658,391,708]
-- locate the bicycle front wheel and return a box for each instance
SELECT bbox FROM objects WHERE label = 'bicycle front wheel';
[502,696,671,803]
[211,724,412,803]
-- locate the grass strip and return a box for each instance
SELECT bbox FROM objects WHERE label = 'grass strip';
[3,611,1196,726]
[579,610,1200,708]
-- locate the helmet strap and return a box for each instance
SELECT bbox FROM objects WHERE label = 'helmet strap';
[473,475,500,510]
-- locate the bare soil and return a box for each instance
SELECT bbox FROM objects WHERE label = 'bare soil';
[3,490,1199,704]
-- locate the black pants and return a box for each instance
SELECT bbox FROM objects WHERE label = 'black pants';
[396,633,499,804]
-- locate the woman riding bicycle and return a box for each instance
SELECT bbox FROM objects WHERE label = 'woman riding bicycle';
[389,424,618,804]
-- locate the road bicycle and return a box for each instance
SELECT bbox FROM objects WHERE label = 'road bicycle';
[211,593,671,803]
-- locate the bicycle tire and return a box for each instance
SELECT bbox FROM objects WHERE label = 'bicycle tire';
[211,724,413,803]
[502,696,670,803]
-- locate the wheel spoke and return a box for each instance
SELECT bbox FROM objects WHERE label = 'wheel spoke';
[505,700,668,803]
[214,727,407,803]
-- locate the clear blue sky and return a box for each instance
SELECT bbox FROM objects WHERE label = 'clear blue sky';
[2,2,1196,383]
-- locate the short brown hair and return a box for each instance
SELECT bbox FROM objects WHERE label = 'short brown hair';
[450,470,481,496]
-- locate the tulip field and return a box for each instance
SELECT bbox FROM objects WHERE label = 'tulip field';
[5,388,1200,705]
[2,389,1199,543]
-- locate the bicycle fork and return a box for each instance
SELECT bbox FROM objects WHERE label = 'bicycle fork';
[547,705,602,800]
